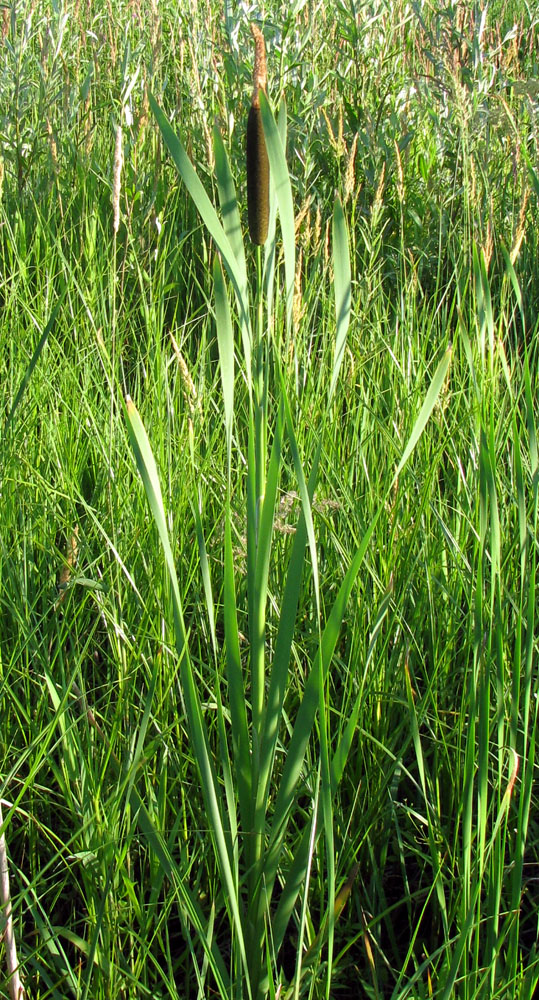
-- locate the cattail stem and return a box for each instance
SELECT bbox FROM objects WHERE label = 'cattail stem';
[254,243,266,531]
[249,245,267,876]
[246,34,271,992]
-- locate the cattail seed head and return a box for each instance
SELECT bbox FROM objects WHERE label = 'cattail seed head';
[247,24,269,245]
[247,104,269,245]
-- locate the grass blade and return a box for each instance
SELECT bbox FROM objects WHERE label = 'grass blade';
[259,92,295,338]
[263,345,453,912]
[3,295,63,437]
[329,196,351,403]
[394,347,452,479]
[124,395,252,996]
[213,124,248,290]
[213,254,235,469]
[150,94,252,375]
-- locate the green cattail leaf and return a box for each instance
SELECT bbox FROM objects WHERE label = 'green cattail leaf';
[125,395,185,653]
[192,493,241,863]
[259,91,295,337]
[249,401,284,745]
[150,96,233,274]
[256,442,320,823]
[269,525,367,845]
[246,104,270,245]
[329,196,351,403]
[213,125,248,294]
[223,508,252,840]
[150,94,251,371]
[253,444,321,934]
[260,345,453,912]
[263,98,286,319]
[280,369,320,621]
[214,261,251,838]
[213,255,235,469]
[213,128,252,376]
[125,396,251,996]
[262,538,364,911]
[193,490,218,661]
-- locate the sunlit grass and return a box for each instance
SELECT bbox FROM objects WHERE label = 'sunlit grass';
[0,1,538,998]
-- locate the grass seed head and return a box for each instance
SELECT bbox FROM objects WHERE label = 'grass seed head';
[170,330,200,417]
[344,133,358,202]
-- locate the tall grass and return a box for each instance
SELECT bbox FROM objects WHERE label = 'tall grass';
[0,1,538,998]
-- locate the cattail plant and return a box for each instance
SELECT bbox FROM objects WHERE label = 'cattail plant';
[142,49,452,1000]
[245,23,271,543]
[246,24,269,245]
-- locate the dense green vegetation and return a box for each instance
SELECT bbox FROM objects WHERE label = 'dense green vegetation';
[0,1,538,997]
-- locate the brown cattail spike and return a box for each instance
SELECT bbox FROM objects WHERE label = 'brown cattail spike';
[247,24,269,245]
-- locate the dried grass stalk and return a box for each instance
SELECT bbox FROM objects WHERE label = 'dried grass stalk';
[112,124,123,234]
[0,803,25,999]
[344,133,358,203]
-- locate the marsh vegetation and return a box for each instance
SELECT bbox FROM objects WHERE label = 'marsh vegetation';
[0,1,538,997]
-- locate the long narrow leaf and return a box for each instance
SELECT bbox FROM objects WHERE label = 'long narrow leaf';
[259,92,295,337]
[329,197,351,403]
[125,396,251,995]
[132,788,230,998]
[250,405,284,739]
[4,295,64,436]
[394,347,452,479]
[257,444,321,819]
[213,125,248,289]
[261,347,453,912]
[223,510,252,840]
[125,396,185,651]
[263,98,287,330]
[213,255,235,469]
[150,94,251,375]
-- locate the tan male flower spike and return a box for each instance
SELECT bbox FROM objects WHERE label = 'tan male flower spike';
[250,22,267,105]
[246,23,269,245]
